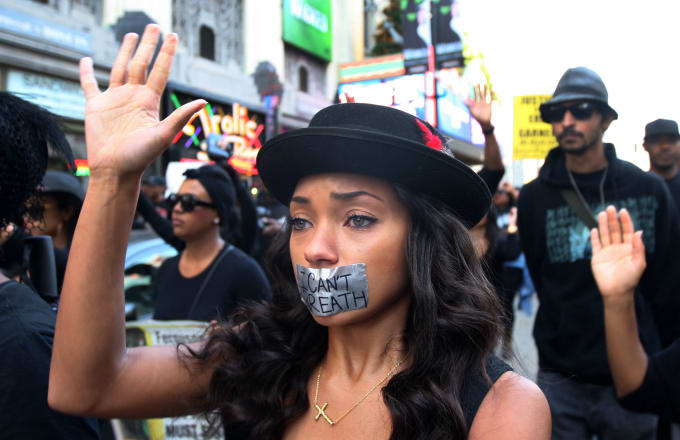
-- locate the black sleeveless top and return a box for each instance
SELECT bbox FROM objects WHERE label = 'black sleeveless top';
[223,355,512,439]
[461,355,513,429]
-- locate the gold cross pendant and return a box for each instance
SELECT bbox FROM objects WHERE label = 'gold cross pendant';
[314,402,335,425]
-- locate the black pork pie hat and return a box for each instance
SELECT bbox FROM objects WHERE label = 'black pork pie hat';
[539,67,618,121]
[256,103,491,227]
[644,119,680,141]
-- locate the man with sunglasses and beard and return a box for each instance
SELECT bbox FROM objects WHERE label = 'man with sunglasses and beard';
[517,66,680,439]
[152,164,271,322]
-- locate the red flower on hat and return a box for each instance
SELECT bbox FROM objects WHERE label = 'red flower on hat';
[415,119,443,151]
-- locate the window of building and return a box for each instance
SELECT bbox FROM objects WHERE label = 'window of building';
[298,66,309,93]
[199,25,215,60]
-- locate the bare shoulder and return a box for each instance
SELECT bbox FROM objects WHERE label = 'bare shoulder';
[468,371,551,440]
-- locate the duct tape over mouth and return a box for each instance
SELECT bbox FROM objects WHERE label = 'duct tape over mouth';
[296,263,368,317]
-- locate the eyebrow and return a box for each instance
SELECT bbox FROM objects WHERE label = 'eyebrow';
[290,191,384,205]
[330,191,384,202]
[290,195,310,204]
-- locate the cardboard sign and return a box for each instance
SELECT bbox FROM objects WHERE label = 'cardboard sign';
[513,95,557,160]
[111,321,224,440]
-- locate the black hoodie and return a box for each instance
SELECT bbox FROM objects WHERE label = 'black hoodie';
[518,144,680,383]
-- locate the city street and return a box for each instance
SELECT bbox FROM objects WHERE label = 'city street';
[508,296,538,381]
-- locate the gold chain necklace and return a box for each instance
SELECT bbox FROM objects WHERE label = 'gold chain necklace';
[313,359,404,426]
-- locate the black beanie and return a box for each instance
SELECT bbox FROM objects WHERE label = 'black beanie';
[182,164,236,224]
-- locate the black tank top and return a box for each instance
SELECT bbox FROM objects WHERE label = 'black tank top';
[223,355,512,439]
[461,355,513,429]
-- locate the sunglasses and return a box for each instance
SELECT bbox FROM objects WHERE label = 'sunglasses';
[541,102,600,123]
[166,193,216,212]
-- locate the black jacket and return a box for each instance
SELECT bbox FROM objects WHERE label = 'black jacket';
[518,144,680,383]
[0,281,99,439]
[620,338,680,421]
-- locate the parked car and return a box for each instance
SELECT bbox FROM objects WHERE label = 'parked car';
[124,230,177,320]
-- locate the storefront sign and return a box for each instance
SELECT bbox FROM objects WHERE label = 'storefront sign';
[513,95,556,160]
[170,92,265,176]
[282,0,332,61]
[7,69,86,120]
[112,321,223,440]
[0,5,92,53]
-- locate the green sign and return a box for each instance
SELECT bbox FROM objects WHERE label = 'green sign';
[282,0,332,61]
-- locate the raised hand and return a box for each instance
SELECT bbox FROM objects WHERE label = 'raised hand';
[80,25,205,179]
[590,206,646,300]
[464,84,493,129]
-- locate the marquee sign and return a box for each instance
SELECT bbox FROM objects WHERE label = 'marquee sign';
[169,92,265,175]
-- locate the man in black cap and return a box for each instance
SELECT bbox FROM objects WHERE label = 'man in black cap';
[643,119,680,210]
[517,67,680,439]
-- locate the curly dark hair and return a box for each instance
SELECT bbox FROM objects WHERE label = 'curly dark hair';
[185,183,502,439]
[0,92,74,228]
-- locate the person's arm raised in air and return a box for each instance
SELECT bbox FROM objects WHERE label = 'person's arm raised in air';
[590,206,649,396]
[48,25,212,418]
[466,84,503,172]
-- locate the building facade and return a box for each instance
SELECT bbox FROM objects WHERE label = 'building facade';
[0,0,120,162]
[0,0,365,175]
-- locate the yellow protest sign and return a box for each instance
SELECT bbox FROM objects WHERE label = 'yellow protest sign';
[513,95,557,160]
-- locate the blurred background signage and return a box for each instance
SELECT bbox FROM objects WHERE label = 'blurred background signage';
[512,95,556,160]
[282,0,332,61]
[401,0,463,74]
[169,91,266,176]
[338,59,484,154]
[6,69,86,120]
[0,5,92,53]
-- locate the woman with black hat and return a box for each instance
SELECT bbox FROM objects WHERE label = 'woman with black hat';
[25,170,84,292]
[49,27,550,439]
[152,164,270,322]
[28,170,84,250]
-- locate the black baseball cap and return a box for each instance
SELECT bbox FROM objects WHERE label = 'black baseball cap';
[644,119,680,142]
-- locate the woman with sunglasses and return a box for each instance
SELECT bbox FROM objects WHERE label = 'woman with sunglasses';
[136,160,260,256]
[151,164,270,322]
[49,27,549,439]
